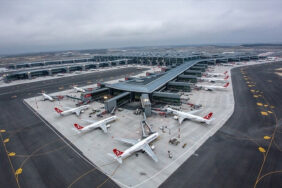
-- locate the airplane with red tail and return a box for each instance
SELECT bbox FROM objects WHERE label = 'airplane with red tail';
[54,105,90,116]
[203,71,228,77]
[195,82,230,91]
[199,75,229,83]
[73,116,117,133]
[166,107,214,125]
[108,132,159,164]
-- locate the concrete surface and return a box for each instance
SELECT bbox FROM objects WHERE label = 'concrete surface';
[23,61,267,188]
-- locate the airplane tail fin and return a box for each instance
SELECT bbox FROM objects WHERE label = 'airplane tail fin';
[224,75,229,80]
[74,123,84,130]
[203,112,213,120]
[224,82,230,88]
[206,118,215,125]
[113,148,123,157]
[54,107,63,114]
[107,153,123,164]
[107,148,123,164]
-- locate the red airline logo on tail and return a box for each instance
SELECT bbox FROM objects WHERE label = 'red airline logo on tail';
[74,123,84,130]
[54,107,63,114]
[224,75,229,80]
[203,112,213,120]
[224,82,230,88]
[113,148,123,156]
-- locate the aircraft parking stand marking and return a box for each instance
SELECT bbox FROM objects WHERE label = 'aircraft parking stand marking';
[258,147,266,153]
[257,102,263,106]
[0,132,21,188]
[242,67,281,188]
[8,152,16,157]
[3,138,10,143]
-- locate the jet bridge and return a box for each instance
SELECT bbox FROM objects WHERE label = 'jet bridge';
[104,92,131,112]
[184,70,202,77]
[177,75,198,83]
[190,65,206,72]
[152,92,181,105]
[140,94,152,117]
[81,88,109,101]
[167,81,191,92]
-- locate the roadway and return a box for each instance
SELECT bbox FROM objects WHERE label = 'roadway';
[0,67,147,188]
[161,62,282,188]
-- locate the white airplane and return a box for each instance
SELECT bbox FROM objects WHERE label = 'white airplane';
[108,132,159,164]
[199,75,229,83]
[220,63,234,66]
[196,82,230,91]
[42,93,54,101]
[74,116,117,133]
[73,86,86,93]
[54,105,90,116]
[166,107,214,125]
[204,71,228,77]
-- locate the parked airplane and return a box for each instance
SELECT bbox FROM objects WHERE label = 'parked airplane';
[41,92,64,101]
[196,82,230,91]
[54,105,90,116]
[42,93,54,101]
[203,71,228,77]
[73,86,86,93]
[108,132,159,164]
[166,107,214,125]
[199,75,229,83]
[220,63,234,66]
[74,116,117,133]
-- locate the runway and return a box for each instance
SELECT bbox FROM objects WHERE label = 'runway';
[0,67,146,188]
[161,62,282,188]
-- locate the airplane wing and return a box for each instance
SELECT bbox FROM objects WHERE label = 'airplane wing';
[142,143,158,162]
[178,116,185,124]
[116,138,138,145]
[187,109,203,115]
[99,123,108,133]
[75,110,81,116]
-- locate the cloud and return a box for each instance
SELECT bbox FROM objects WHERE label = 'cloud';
[0,0,282,54]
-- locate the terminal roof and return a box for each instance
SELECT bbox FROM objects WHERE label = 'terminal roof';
[106,59,203,93]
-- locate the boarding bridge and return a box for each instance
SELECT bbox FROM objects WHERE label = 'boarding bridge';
[177,75,198,83]
[167,81,191,92]
[140,94,152,117]
[104,92,131,112]
[152,92,181,105]
[184,70,202,77]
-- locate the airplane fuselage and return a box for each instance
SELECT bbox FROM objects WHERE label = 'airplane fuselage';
[196,83,229,91]
[168,108,208,124]
[119,132,159,160]
[80,116,117,132]
[206,73,226,77]
[200,77,227,83]
[61,105,89,116]
[43,93,54,101]
[74,86,85,93]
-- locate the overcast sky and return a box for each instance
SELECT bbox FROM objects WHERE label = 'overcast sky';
[0,0,282,55]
